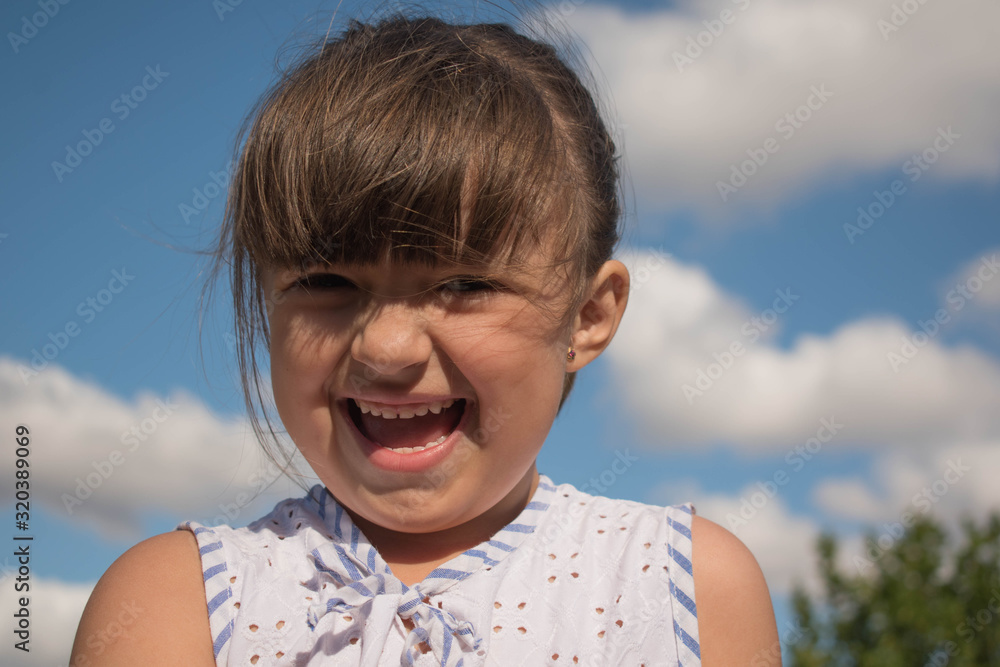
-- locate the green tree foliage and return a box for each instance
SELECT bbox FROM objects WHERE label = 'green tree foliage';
[788,513,1000,666]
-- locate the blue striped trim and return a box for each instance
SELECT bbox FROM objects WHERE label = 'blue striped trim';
[461,549,500,567]
[338,543,364,581]
[664,503,700,664]
[213,618,234,657]
[346,578,375,598]
[537,479,557,491]
[669,544,693,576]
[181,522,236,661]
[199,541,223,556]
[202,562,226,581]
[673,618,702,658]
[523,501,550,511]
[334,503,344,539]
[309,548,348,587]
[313,550,346,584]
[499,522,535,533]
[438,613,454,663]
[670,578,697,616]
[350,523,360,552]
[317,487,328,520]
[425,567,475,581]
[397,593,422,614]
[485,539,516,551]
[207,587,231,615]
[667,515,692,540]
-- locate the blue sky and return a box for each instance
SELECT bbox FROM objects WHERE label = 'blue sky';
[2,0,999,663]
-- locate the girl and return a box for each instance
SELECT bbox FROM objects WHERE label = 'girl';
[72,11,778,666]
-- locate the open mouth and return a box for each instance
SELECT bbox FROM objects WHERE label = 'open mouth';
[346,398,467,454]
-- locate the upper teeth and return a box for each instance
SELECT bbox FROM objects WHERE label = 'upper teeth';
[356,398,456,419]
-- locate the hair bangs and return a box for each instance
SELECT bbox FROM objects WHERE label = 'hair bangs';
[232,19,575,276]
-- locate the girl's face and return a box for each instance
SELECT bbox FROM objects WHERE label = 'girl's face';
[263,243,575,537]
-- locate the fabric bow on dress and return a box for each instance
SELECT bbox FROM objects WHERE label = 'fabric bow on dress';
[304,522,482,667]
[300,484,554,666]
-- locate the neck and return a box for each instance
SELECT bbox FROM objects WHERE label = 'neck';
[348,467,540,586]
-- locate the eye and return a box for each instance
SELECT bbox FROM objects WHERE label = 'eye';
[293,273,355,290]
[440,277,503,294]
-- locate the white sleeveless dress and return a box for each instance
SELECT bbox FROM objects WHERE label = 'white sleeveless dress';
[179,475,701,666]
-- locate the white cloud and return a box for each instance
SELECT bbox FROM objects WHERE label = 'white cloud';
[0,575,92,667]
[954,250,1000,310]
[812,478,886,522]
[936,248,1000,331]
[620,247,1000,611]
[609,251,1000,452]
[815,441,1000,524]
[0,357,313,537]
[564,0,1000,219]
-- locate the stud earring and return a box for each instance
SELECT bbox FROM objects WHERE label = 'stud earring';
[567,347,576,361]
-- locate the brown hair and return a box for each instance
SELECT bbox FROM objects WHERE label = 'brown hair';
[208,12,623,470]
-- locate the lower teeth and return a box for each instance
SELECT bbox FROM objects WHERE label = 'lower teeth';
[383,434,448,454]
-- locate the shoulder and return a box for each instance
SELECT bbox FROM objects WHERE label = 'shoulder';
[71,530,215,666]
[691,515,780,666]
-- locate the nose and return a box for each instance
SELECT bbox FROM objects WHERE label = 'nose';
[351,300,432,378]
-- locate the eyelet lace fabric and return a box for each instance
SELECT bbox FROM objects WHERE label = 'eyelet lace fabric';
[180,475,701,666]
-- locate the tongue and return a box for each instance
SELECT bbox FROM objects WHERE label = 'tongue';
[359,401,464,449]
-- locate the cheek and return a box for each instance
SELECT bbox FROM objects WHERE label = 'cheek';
[456,323,566,415]
[268,314,345,433]
[270,308,352,375]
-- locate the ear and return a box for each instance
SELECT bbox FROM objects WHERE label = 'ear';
[567,260,630,370]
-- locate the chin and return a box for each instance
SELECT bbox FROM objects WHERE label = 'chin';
[366,490,477,534]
